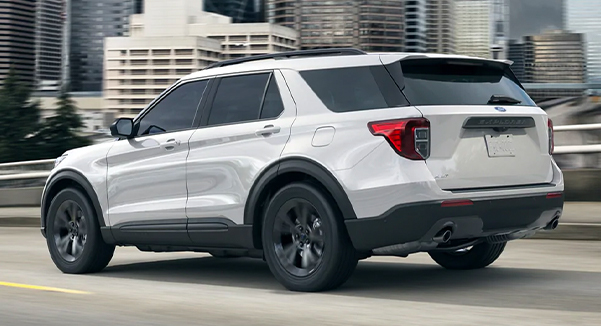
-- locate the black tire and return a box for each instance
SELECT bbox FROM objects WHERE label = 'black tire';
[46,187,115,274]
[429,241,506,270]
[262,181,358,292]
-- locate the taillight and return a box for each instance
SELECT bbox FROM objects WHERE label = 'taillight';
[368,118,430,160]
[548,118,554,155]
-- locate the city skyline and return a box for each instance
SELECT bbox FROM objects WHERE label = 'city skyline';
[0,0,585,92]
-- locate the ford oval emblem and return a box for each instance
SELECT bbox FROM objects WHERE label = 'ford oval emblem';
[495,107,507,112]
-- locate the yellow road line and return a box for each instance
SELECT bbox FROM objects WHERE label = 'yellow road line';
[0,281,91,295]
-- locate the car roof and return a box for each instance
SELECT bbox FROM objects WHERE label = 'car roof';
[182,52,513,81]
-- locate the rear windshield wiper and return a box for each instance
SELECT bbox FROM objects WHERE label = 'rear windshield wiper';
[488,94,522,105]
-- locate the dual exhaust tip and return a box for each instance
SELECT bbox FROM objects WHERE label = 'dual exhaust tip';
[432,217,559,245]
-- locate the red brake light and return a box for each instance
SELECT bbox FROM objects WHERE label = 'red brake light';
[548,118,554,155]
[368,118,430,160]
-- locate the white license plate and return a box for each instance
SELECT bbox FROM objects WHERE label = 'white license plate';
[485,134,515,157]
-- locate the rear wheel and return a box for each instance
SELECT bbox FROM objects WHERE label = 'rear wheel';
[46,188,115,274]
[262,182,357,292]
[429,241,506,270]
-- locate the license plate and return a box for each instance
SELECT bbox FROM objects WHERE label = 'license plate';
[485,134,515,157]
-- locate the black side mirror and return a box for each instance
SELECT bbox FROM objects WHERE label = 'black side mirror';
[110,118,135,138]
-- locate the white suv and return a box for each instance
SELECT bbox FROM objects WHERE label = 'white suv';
[41,49,564,292]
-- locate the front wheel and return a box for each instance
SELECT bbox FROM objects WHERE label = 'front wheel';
[262,182,358,292]
[46,188,115,274]
[429,241,506,270]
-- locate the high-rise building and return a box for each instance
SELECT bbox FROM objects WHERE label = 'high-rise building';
[490,0,508,59]
[35,0,64,91]
[426,0,455,54]
[0,0,36,85]
[134,0,144,14]
[204,0,265,23]
[455,0,492,58]
[566,0,601,83]
[405,0,427,52]
[507,39,525,80]
[66,0,137,92]
[267,0,404,52]
[104,0,297,118]
[523,30,586,100]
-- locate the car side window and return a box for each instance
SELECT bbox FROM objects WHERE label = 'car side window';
[137,79,208,136]
[207,73,272,126]
[260,76,285,119]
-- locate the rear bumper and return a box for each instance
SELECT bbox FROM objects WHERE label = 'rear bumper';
[345,193,564,251]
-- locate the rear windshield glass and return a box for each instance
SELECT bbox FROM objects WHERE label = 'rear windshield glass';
[300,66,408,112]
[400,59,536,106]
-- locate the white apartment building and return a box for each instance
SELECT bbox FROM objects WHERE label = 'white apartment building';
[426,0,455,54]
[104,0,298,118]
[455,0,492,59]
[405,0,427,53]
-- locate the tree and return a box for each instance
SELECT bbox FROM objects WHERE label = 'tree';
[35,88,91,159]
[0,68,41,163]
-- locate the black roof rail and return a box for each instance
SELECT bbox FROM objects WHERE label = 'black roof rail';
[203,48,367,70]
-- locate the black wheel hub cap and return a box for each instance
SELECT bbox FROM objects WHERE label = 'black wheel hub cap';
[272,199,325,277]
[53,200,88,262]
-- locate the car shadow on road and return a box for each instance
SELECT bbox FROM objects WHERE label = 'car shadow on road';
[98,256,601,314]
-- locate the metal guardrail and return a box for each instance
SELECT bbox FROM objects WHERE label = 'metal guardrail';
[554,123,601,132]
[0,159,55,169]
[0,123,598,184]
[553,123,601,154]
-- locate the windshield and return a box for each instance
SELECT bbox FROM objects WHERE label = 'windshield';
[400,59,537,107]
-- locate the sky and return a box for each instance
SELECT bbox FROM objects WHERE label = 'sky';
[509,0,564,40]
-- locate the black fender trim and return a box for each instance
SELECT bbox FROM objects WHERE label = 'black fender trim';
[41,169,114,243]
[243,157,357,227]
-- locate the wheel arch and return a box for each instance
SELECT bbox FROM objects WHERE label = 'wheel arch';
[41,169,109,240]
[244,157,357,249]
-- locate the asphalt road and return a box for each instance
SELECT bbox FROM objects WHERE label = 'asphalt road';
[1,228,600,326]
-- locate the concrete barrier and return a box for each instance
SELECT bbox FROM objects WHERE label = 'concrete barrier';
[0,187,43,207]
[563,169,601,201]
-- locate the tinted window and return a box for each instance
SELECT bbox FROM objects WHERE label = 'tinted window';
[400,59,536,106]
[300,66,408,112]
[208,73,270,126]
[260,76,285,119]
[137,80,208,136]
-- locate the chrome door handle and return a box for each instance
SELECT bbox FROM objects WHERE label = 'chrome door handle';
[161,139,181,151]
[255,125,281,136]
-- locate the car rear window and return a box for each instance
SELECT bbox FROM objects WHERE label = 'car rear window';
[400,59,536,106]
[300,66,408,112]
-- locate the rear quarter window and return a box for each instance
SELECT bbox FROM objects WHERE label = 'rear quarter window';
[300,66,408,112]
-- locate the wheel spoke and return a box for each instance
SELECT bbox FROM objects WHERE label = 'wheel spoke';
[71,238,79,257]
[296,204,309,229]
[301,247,318,269]
[309,232,324,244]
[56,235,70,253]
[276,212,296,234]
[282,243,297,264]
[78,216,88,236]
[69,202,78,222]
[55,209,70,228]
